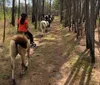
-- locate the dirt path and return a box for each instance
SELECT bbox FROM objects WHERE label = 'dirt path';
[0,17,100,85]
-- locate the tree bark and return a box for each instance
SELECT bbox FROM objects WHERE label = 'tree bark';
[17,0,20,29]
[35,0,38,29]
[85,0,90,49]
[60,0,63,23]
[49,0,52,14]
[32,0,35,23]
[42,0,45,14]
[11,0,15,26]
[3,0,6,42]
[90,0,95,63]
[25,0,27,13]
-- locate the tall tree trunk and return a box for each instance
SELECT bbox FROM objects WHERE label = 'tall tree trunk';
[42,0,45,14]
[18,0,20,19]
[11,0,15,26]
[72,0,77,32]
[32,0,36,23]
[98,11,100,43]
[17,0,20,29]
[94,0,100,28]
[76,0,79,38]
[38,1,42,28]
[60,0,63,23]
[50,0,52,14]
[85,0,90,49]
[38,0,42,21]
[3,0,6,42]
[35,0,38,29]
[65,0,69,27]
[90,0,95,63]
[25,0,27,13]
[68,0,71,31]
[46,0,49,14]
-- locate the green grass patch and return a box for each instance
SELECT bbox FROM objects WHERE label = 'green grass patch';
[0,74,9,79]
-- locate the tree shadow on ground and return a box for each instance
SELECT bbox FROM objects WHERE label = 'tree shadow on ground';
[64,49,94,85]
[94,40,100,54]
[95,40,100,46]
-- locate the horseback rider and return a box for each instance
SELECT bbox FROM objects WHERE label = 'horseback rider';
[17,13,36,47]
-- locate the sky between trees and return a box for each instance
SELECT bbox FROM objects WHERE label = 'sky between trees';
[6,0,54,7]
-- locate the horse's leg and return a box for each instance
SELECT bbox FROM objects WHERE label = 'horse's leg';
[11,57,16,85]
[20,49,28,75]
[21,53,25,75]
[46,26,48,32]
[42,28,44,34]
[24,48,29,68]
[41,25,44,35]
[43,27,46,35]
[10,40,17,85]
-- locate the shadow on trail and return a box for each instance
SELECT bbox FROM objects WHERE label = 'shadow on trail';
[32,28,86,84]
[64,49,94,85]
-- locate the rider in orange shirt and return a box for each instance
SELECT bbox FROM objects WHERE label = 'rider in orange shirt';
[18,13,36,47]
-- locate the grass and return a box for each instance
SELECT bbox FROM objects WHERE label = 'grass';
[0,74,9,79]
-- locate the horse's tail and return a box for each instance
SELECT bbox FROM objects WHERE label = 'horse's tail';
[40,21,45,33]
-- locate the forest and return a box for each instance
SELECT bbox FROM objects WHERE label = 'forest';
[0,0,100,85]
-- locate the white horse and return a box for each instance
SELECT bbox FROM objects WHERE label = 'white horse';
[10,34,30,85]
[40,20,49,34]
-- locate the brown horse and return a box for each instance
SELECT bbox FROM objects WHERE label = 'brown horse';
[10,34,30,85]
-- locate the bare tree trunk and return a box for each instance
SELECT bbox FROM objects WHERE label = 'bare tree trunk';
[72,0,77,33]
[65,0,69,27]
[18,0,20,19]
[32,0,36,23]
[60,0,63,23]
[25,0,27,13]
[42,0,45,14]
[38,1,42,28]
[68,0,71,31]
[38,0,42,21]
[11,0,15,26]
[17,0,20,29]
[85,0,90,49]
[35,0,38,29]
[46,0,49,14]
[3,0,6,42]
[90,0,95,63]
[50,0,52,14]
[94,0,100,28]
[76,0,80,39]
[98,11,100,43]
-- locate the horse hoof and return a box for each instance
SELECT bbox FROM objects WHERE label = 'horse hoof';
[24,66,28,71]
[12,79,16,85]
[19,73,23,78]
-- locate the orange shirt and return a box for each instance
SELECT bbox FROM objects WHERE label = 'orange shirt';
[18,19,28,32]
